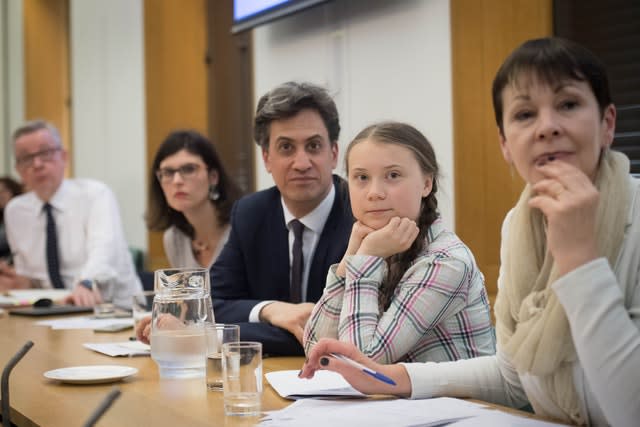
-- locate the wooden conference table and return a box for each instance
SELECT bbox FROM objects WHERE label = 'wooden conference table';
[0,313,558,427]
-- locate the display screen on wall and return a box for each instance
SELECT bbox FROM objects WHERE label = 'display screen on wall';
[232,0,330,33]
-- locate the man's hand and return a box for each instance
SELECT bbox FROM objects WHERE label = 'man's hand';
[65,283,99,307]
[259,301,315,343]
[0,263,33,290]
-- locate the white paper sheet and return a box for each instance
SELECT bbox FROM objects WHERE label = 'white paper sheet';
[260,397,490,427]
[265,369,366,399]
[37,316,133,330]
[83,341,151,357]
[447,410,566,426]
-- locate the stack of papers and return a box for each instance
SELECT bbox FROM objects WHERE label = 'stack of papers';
[37,316,133,330]
[84,341,150,357]
[266,370,365,399]
[260,397,488,427]
[263,370,566,426]
[260,397,565,427]
[448,411,565,426]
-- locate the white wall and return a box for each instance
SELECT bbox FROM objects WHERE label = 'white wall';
[70,0,147,250]
[0,0,25,175]
[252,0,455,227]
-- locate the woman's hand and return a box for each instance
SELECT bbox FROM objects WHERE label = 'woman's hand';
[135,313,185,344]
[136,315,152,344]
[299,338,412,397]
[529,160,600,276]
[358,217,419,259]
[336,221,375,277]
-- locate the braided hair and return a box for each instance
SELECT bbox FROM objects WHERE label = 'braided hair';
[345,122,440,310]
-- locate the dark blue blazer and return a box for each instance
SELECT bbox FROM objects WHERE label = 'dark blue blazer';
[211,175,352,355]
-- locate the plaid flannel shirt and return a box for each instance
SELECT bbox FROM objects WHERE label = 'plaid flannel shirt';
[304,219,495,364]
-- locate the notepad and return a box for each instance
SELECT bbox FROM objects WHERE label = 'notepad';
[0,289,70,307]
[265,369,366,399]
[83,341,150,357]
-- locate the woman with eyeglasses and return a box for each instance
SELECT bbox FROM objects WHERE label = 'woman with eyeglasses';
[147,130,242,269]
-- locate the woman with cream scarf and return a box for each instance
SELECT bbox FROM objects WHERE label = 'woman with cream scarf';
[300,37,640,427]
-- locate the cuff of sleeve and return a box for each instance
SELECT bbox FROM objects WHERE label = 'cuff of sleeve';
[345,255,386,284]
[249,300,275,323]
[401,362,441,399]
[326,264,346,291]
[552,257,616,303]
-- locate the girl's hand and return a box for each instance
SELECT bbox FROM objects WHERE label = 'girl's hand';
[358,217,419,259]
[299,338,412,397]
[336,221,375,277]
[529,160,599,276]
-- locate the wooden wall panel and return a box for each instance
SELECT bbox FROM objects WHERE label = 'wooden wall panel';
[451,0,552,305]
[23,0,71,158]
[207,0,255,194]
[145,0,209,270]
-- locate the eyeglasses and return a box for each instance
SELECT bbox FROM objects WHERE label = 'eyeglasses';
[156,163,202,183]
[15,147,62,168]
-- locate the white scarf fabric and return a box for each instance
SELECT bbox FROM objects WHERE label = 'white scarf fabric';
[494,150,631,424]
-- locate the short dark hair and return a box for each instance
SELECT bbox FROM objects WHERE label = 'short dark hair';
[145,130,242,238]
[12,120,62,148]
[253,81,340,149]
[492,37,612,136]
[346,121,440,310]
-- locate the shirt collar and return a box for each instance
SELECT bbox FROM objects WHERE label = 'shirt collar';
[282,184,335,234]
[38,179,68,212]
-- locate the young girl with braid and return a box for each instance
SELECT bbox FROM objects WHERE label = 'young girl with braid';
[304,122,495,363]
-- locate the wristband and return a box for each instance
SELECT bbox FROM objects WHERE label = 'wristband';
[79,279,94,291]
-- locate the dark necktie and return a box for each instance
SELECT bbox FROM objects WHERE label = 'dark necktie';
[290,219,304,303]
[44,203,65,289]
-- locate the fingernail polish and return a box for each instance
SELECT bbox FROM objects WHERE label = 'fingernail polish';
[320,357,329,367]
[298,369,303,377]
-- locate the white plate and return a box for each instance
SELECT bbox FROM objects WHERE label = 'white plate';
[44,365,138,384]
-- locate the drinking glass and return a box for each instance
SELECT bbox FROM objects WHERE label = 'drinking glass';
[150,268,209,379]
[92,279,115,317]
[132,290,155,333]
[206,323,240,391]
[222,341,262,416]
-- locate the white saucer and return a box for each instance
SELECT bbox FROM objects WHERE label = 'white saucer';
[44,365,138,384]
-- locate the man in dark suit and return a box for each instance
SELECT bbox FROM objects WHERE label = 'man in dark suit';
[211,82,353,355]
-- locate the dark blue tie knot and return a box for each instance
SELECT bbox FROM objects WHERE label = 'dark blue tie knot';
[290,219,304,239]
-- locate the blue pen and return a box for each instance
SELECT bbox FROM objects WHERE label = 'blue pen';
[330,353,396,386]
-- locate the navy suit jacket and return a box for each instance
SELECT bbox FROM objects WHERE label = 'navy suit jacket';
[211,175,352,355]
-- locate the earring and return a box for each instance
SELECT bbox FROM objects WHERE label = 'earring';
[209,184,220,201]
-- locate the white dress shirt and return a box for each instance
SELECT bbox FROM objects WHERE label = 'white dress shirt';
[249,185,336,322]
[5,179,142,306]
